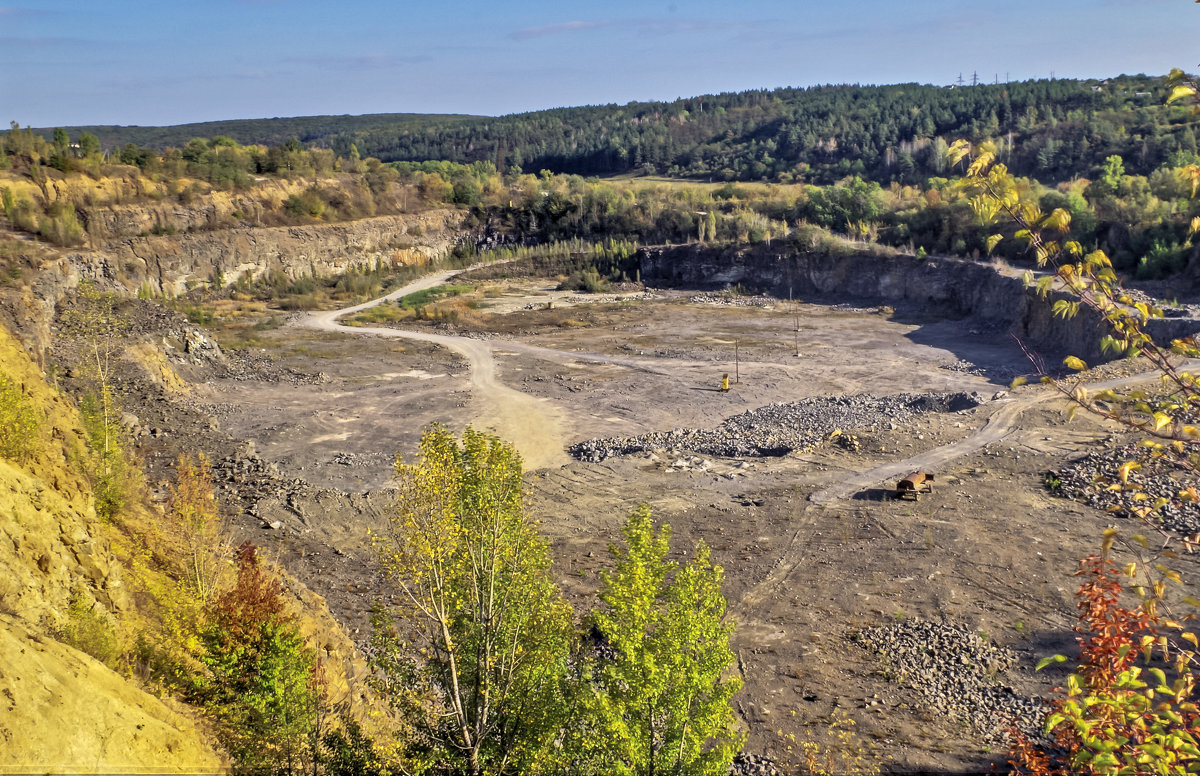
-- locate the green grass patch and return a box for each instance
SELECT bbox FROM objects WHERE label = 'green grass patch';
[348,303,407,325]
[394,284,474,310]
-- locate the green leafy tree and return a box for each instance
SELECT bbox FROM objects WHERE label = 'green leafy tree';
[77,131,100,158]
[78,388,127,520]
[574,506,743,776]
[200,542,319,775]
[1101,154,1126,192]
[63,282,131,520]
[168,453,227,600]
[373,424,573,776]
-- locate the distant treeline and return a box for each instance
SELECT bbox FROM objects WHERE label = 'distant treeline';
[13,75,1197,186]
[15,112,478,155]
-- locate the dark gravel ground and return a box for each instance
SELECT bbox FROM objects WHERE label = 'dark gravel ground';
[856,620,1044,745]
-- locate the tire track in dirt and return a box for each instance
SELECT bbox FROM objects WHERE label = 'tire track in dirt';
[746,359,1200,609]
[807,398,1031,505]
[809,360,1200,505]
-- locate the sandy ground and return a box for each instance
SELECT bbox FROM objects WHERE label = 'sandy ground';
[190,272,1200,772]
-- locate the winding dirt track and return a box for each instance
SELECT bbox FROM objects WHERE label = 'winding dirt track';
[302,266,573,469]
[810,361,1200,504]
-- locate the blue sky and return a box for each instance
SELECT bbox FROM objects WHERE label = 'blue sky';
[3,0,1196,127]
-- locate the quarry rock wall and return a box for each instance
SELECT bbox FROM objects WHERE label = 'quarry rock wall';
[8,208,468,358]
[640,244,1200,362]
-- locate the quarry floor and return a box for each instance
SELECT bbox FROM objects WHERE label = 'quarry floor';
[184,277,1190,773]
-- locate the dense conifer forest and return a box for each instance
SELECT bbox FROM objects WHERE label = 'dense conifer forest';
[25,75,1195,185]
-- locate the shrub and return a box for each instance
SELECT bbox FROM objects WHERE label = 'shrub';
[168,454,226,600]
[5,197,40,234]
[284,188,325,219]
[200,543,319,774]
[0,373,41,463]
[558,267,607,293]
[58,595,118,667]
[39,202,84,246]
[1135,240,1188,280]
[1008,553,1200,775]
[796,711,882,776]
[79,388,128,521]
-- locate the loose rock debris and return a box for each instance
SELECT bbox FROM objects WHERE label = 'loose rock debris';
[855,620,1043,744]
[570,391,986,462]
[1052,442,1200,535]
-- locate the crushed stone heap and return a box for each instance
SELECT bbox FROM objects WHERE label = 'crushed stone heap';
[1052,442,1200,535]
[856,620,1043,745]
[569,391,984,462]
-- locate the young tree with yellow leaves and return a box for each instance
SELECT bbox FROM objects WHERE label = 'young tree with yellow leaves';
[373,424,573,776]
[949,82,1200,770]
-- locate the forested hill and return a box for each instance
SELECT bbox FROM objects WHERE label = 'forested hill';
[342,76,1193,185]
[39,112,480,155]
[24,74,1196,185]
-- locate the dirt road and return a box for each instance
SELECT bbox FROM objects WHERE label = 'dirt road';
[809,360,1200,504]
[302,267,572,469]
[303,267,1196,492]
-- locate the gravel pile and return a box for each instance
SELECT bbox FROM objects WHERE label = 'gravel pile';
[564,291,659,304]
[1053,443,1200,535]
[856,620,1043,744]
[330,451,394,468]
[730,753,782,776]
[569,392,984,462]
[830,302,888,314]
[688,293,774,307]
[218,348,326,385]
[943,358,987,376]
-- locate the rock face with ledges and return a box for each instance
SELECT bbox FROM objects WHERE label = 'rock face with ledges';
[640,243,1200,363]
[77,208,469,297]
[10,208,468,357]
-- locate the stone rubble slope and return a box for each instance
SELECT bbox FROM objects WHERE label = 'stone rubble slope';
[856,620,1043,745]
[1053,442,1200,535]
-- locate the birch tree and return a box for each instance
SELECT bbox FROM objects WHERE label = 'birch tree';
[374,425,572,776]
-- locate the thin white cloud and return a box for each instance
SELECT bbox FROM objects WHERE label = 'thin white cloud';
[0,35,86,46]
